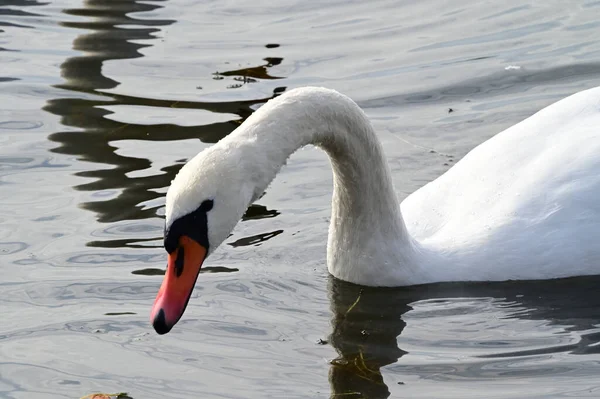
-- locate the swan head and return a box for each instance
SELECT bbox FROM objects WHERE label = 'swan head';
[150,144,256,334]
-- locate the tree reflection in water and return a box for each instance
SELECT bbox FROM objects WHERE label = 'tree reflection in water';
[43,0,284,246]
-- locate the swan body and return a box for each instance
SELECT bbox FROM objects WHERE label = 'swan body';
[403,87,600,283]
[151,86,600,333]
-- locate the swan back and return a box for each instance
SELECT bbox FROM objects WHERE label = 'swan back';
[402,86,600,281]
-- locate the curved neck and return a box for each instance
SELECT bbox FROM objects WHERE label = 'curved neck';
[224,88,420,285]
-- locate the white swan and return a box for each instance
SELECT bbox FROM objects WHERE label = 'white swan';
[151,86,600,334]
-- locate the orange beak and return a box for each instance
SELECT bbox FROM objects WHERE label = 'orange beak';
[150,235,207,334]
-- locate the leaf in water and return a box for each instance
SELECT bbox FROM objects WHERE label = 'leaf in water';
[80,393,133,399]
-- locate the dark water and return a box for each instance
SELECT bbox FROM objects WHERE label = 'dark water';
[2,1,600,398]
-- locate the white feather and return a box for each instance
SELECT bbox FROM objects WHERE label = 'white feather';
[166,86,600,286]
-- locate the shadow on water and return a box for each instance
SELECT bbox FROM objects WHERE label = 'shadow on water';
[42,0,285,247]
[327,275,600,398]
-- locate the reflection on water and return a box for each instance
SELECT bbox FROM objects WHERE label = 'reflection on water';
[228,229,284,247]
[0,0,44,22]
[43,0,284,247]
[131,265,239,276]
[0,0,47,51]
[327,276,600,398]
[328,278,408,398]
[214,55,286,85]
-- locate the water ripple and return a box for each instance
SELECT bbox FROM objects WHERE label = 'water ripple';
[4,0,600,398]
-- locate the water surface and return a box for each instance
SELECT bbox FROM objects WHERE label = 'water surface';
[2,0,600,398]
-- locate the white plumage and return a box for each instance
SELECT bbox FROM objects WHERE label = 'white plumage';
[166,86,600,286]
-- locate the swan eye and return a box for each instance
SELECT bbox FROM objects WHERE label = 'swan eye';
[200,199,214,212]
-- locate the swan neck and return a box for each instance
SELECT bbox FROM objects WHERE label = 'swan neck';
[234,88,418,285]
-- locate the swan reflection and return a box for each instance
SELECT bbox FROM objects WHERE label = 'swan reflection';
[327,275,600,398]
[328,278,409,398]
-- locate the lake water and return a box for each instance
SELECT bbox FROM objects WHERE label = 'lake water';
[2,1,600,398]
